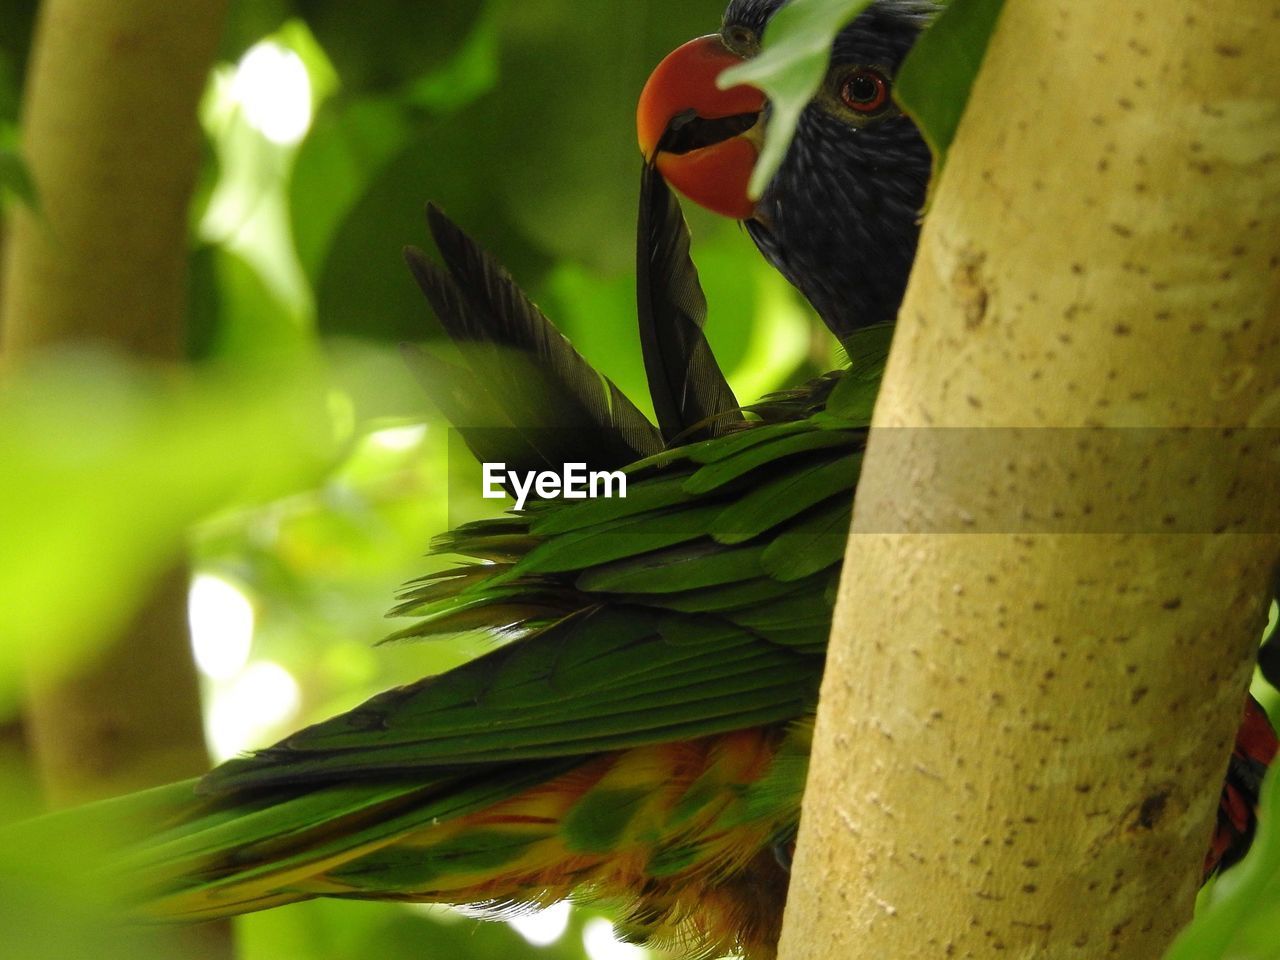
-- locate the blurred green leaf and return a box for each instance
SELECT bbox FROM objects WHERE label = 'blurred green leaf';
[402,2,500,113]
[0,352,339,715]
[491,0,721,273]
[305,1,735,344]
[895,0,1004,174]
[188,244,308,360]
[1166,768,1280,959]
[0,775,225,960]
[281,17,342,106]
[290,98,415,281]
[0,141,37,212]
[294,0,486,95]
[0,832,156,960]
[0,53,19,123]
[312,121,552,344]
[220,0,295,62]
[0,0,36,121]
[719,0,875,198]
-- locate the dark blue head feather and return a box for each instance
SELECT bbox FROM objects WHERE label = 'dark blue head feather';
[722,0,937,345]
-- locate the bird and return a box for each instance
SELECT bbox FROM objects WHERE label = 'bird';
[638,0,935,343]
[69,3,1276,959]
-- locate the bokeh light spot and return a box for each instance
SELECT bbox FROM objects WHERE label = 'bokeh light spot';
[370,423,428,453]
[508,901,571,947]
[583,917,649,960]
[188,573,254,681]
[232,42,313,145]
[207,660,302,761]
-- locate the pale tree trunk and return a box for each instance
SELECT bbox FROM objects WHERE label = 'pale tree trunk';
[778,1,1280,959]
[2,0,227,803]
[4,5,232,957]
[1,2,232,954]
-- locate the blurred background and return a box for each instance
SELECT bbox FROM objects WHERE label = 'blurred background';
[2,2,1277,958]
[0,1,840,958]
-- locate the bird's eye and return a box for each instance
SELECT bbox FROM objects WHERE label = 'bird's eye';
[839,69,890,114]
[724,25,756,52]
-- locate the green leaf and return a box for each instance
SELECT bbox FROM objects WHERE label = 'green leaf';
[310,121,552,345]
[219,0,294,62]
[718,0,876,198]
[491,0,719,273]
[0,143,38,213]
[1164,770,1280,959]
[187,244,309,361]
[895,0,1006,172]
[0,353,338,715]
[402,3,500,113]
[290,97,415,282]
[0,782,174,960]
[0,2,36,122]
[293,0,486,95]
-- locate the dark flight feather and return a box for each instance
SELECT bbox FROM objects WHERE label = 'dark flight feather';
[637,162,743,444]
[398,343,550,473]
[403,205,662,475]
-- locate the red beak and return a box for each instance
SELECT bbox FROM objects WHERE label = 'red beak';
[637,35,766,221]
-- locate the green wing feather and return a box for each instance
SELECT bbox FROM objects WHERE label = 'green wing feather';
[82,211,893,927]
[203,363,874,799]
[128,366,875,929]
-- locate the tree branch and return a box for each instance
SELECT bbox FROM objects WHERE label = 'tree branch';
[778,1,1280,957]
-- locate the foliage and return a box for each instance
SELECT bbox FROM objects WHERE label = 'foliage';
[895,0,1004,176]
[0,0,1275,958]
[0,143,37,211]
[0,1,810,958]
[1171,765,1280,960]
[0,352,336,713]
[720,0,876,197]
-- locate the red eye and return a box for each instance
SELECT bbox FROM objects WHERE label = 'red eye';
[840,69,889,113]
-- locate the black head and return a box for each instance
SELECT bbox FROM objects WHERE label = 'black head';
[724,1,936,344]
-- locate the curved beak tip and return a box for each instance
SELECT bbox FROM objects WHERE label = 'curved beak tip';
[637,34,766,220]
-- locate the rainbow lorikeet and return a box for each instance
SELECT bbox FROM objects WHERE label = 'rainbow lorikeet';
[86,2,1276,959]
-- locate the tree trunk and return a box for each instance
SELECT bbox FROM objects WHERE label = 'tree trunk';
[2,0,227,803]
[777,1,1280,958]
[1,0,226,357]
[2,4,232,955]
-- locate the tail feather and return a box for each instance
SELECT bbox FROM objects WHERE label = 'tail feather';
[121,764,577,921]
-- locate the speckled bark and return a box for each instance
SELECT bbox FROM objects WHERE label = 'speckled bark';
[777,1,1280,958]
